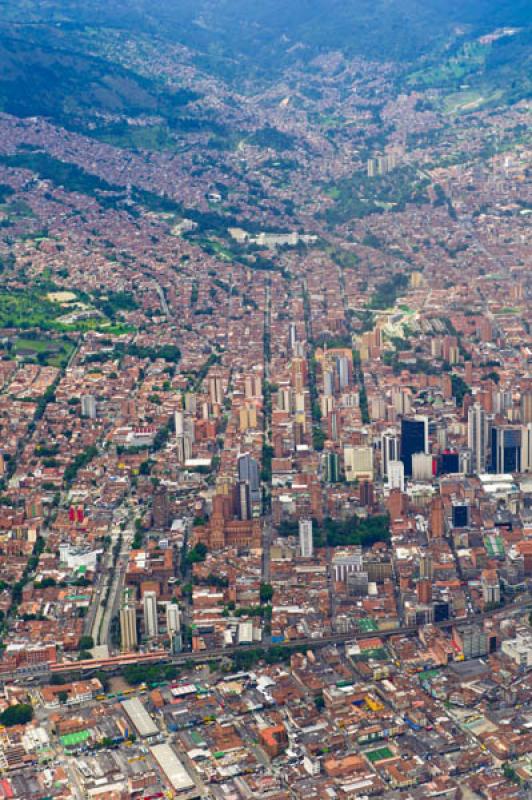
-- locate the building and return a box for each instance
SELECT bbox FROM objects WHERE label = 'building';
[411,452,433,481]
[143,591,159,638]
[381,430,399,477]
[400,416,428,477]
[299,518,314,558]
[344,445,373,481]
[451,502,470,528]
[152,485,169,530]
[388,460,405,492]
[150,743,195,794]
[481,569,500,606]
[490,425,522,473]
[81,394,97,419]
[332,549,363,582]
[323,451,339,483]
[120,590,137,652]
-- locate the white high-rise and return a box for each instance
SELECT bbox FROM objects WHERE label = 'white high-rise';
[166,602,181,636]
[299,519,314,558]
[143,591,158,638]
[468,402,488,474]
[388,460,405,492]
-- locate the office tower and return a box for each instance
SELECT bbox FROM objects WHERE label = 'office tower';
[419,554,433,580]
[493,389,513,416]
[166,602,181,637]
[481,569,500,606]
[411,452,433,481]
[451,502,470,528]
[184,392,197,414]
[143,591,158,638]
[152,485,169,530]
[400,416,428,476]
[344,445,373,481]
[237,480,251,521]
[299,519,313,558]
[367,158,376,177]
[209,374,224,406]
[522,424,532,472]
[360,480,374,508]
[387,460,405,492]
[336,356,350,390]
[521,391,532,425]
[120,590,137,652]
[490,425,522,473]
[417,579,432,604]
[468,402,488,474]
[393,387,412,416]
[175,410,186,465]
[381,430,399,477]
[238,453,261,506]
[289,322,297,352]
[429,496,445,539]
[81,394,97,419]
[324,370,334,397]
[323,451,339,483]
[439,450,459,474]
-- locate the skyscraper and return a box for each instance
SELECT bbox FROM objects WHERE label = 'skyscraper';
[490,425,522,473]
[299,519,313,558]
[143,591,158,638]
[81,394,97,419]
[166,602,181,636]
[120,590,137,652]
[238,453,261,517]
[381,430,399,478]
[468,402,488,474]
[387,460,405,492]
[400,416,428,476]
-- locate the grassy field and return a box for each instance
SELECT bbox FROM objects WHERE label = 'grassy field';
[12,336,75,367]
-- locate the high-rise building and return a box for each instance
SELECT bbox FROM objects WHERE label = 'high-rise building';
[152,485,169,530]
[387,460,405,492]
[299,519,313,558]
[468,403,488,474]
[490,425,522,473]
[419,554,433,580]
[81,394,97,419]
[522,423,532,472]
[336,356,350,390]
[344,445,373,481]
[120,590,137,652]
[521,391,532,425]
[381,430,399,477]
[323,451,339,483]
[451,502,470,528]
[143,591,158,638]
[481,569,500,606]
[238,453,261,516]
[166,602,181,636]
[400,416,428,476]
[429,495,445,539]
[411,452,433,481]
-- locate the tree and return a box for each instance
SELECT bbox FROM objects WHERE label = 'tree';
[78,635,94,650]
[259,583,274,604]
[58,691,68,704]
[186,542,208,566]
[0,704,33,727]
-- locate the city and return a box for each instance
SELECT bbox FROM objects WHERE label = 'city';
[0,1,530,798]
